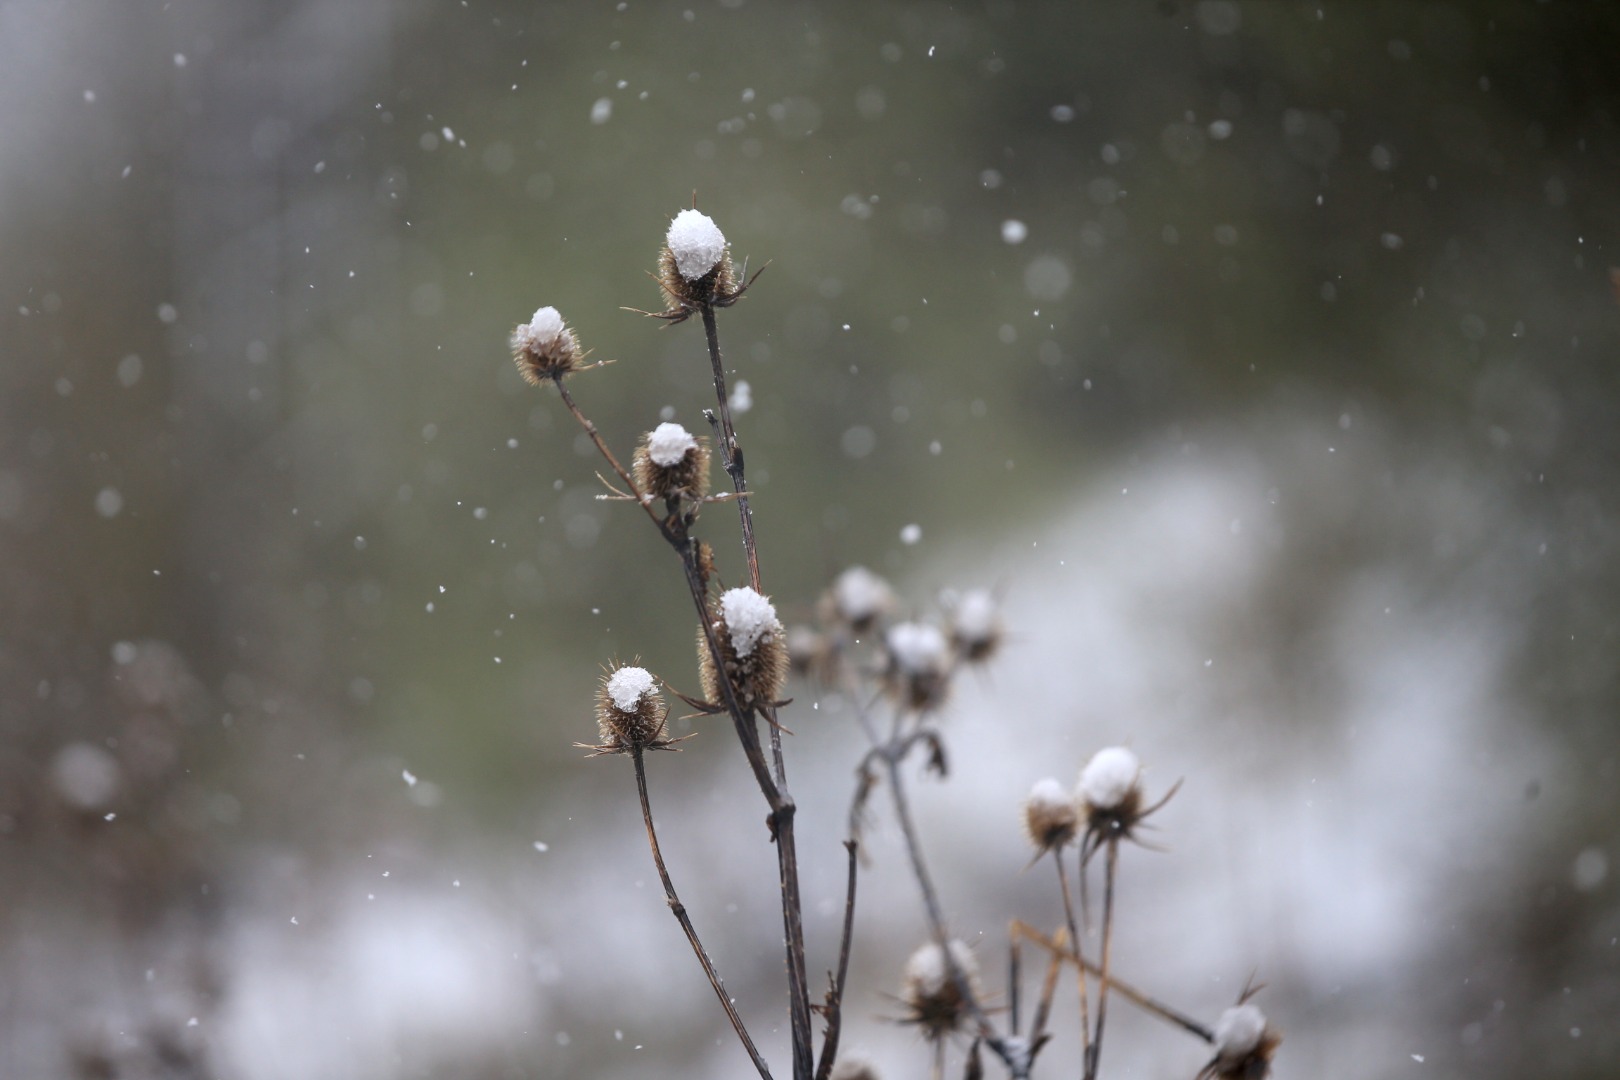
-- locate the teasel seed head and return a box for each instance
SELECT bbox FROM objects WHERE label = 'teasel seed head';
[900,939,980,1042]
[1077,746,1180,858]
[828,1055,882,1080]
[882,620,953,713]
[823,565,895,633]
[585,664,670,755]
[948,587,1003,664]
[510,305,583,384]
[1023,777,1078,855]
[655,208,746,315]
[1200,1003,1281,1080]
[632,421,711,502]
[698,586,788,711]
[786,624,838,683]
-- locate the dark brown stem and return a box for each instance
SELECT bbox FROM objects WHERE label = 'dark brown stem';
[699,303,762,593]
[814,840,860,1080]
[1055,848,1092,1075]
[631,748,772,1080]
[1085,839,1119,1080]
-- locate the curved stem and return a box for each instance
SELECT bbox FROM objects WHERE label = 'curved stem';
[632,748,772,1080]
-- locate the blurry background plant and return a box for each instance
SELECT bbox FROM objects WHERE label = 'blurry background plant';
[2,2,1618,1078]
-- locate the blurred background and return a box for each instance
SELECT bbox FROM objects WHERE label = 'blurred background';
[3,1,1618,1077]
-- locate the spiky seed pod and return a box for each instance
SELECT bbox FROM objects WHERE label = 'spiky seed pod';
[511,305,583,383]
[587,665,669,754]
[632,422,711,502]
[882,621,953,713]
[786,624,839,683]
[948,588,1003,663]
[657,209,742,315]
[1077,746,1180,859]
[1199,1004,1282,1080]
[828,1055,882,1080]
[698,587,788,712]
[1023,777,1078,855]
[821,565,895,634]
[900,939,980,1042]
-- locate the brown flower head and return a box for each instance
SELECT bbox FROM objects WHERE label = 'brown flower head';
[948,587,1003,664]
[881,620,953,713]
[899,939,980,1042]
[510,305,583,383]
[632,421,711,503]
[1077,746,1180,863]
[698,587,788,712]
[578,664,678,756]
[1023,777,1078,856]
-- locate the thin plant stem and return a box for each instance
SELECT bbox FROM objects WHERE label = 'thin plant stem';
[1054,849,1092,1075]
[699,303,762,593]
[814,840,861,1080]
[631,747,772,1080]
[1085,839,1120,1080]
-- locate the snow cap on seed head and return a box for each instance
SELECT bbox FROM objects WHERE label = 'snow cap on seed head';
[901,939,980,1041]
[633,421,710,502]
[510,305,583,383]
[647,422,698,466]
[1079,746,1141,810]
[830,565,894,629]
[1202,1001,1281,1079]
[949,587,1003,662]
[720,587,779,658]
[883,620,952,712]
[1023,776,1078,854]
[666,209,728,280]
[587,663,670,754]
[700,586,789,710]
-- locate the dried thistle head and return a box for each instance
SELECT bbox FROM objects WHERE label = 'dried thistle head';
[632,421,711,502]
[649,208,753,321]
[881,620,953,713]
[510,305,583,383]
[698,586,788,712]
[1198,1003,1281,1080]
[899,939,980,1042]
[1023,777,1078,856]
[786,624,838,683]
[822,565,895,634]
[579,664,677,755]
[948,587,1003,664]
[828,1054,882,1080]
[1077,746,1179,861]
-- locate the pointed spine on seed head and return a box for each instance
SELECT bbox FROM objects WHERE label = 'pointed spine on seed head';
[698,586,788,711]
[1199,1002,1281,1080]
[511,305,584,383]
[882,620,953,713]
[580,664,677,755]
[1023,776,1079,856]
[899,939,980,1042]
[632,421,711,503]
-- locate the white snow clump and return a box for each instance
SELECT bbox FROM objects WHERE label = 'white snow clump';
[1079,746,1140,809]
[1212,1003,1268,1058]
[606,666,656,712]
[666,209,727,280]
[720,587,779,658]
[647,422,697,466]
[832,565,892,623]
[951,588,999,641]
[513,306,568,352]
[904,939,978,997]
[886,621,949,674]
[1026,777,1072,816]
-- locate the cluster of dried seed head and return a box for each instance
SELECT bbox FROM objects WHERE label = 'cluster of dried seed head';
[882,620,953,712]
[900,939,981,1042]
[699,586,788,712]
[580,665,675,755]
[1199,1003,1281,1080]
[511,305,584,383]
[632,421,711,502]
[653,209,748,319]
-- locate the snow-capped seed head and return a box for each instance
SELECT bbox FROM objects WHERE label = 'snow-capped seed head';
[700,588,788,710]
[591,664,668,753]
[828,1054,882,1080]
[511,305,583,383]
[719,587,778,658]
[633,422,710,502]
[786,624,836,682]
[1213,1005,1268,1060]
[1079,746,1141,811]
[949,588,1003,662]
[830,565,894,629]
[1202,1002,1280,1079]
[883,621,952,712]
[901,940,980,1041]
[666,209,727,280]
[1024,777,1078,854]
[646,422,698,467]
